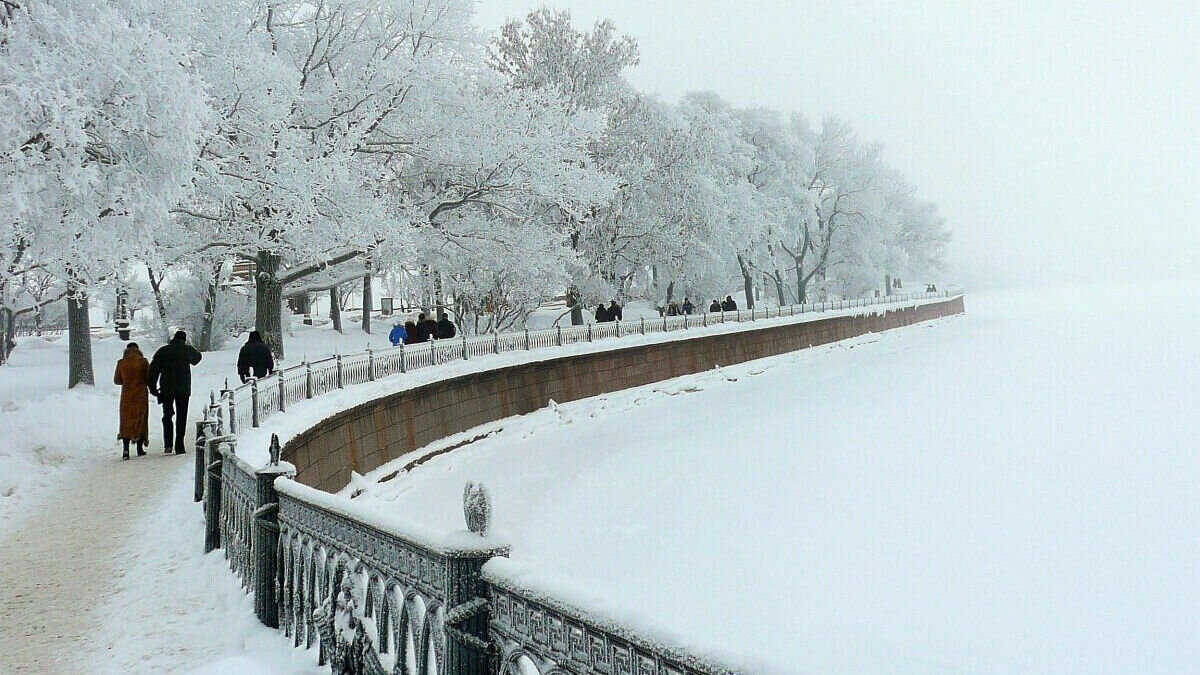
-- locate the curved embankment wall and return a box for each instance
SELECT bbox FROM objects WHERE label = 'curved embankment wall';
[284,295,965,491]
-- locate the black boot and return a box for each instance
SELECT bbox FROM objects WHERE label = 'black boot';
[122,439,130,460]
[136,440,146,457]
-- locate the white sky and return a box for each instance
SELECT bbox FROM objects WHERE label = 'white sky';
[474,0,1200,287]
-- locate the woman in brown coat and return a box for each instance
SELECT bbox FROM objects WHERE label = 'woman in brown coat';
[114,342,150,459]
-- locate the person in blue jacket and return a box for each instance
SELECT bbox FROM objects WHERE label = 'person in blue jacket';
[388,321,407,346]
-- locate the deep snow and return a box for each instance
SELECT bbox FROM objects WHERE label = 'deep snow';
[351,284,1199,674]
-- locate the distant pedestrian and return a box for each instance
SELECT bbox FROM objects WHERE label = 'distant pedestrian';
[721,296,737,312]
[403,321,418,344]
[388,322,407,346]
[237,331,274,383]
[595,304,609,323]
[113,342,150,460]
[436,313,456,339]
[147,330,202,455]
[410,314,430,343]
[608,300,622,321]
[421,314,438,341]
[709,299,721,313]
[666,302,680,316]
[682,297,695,315]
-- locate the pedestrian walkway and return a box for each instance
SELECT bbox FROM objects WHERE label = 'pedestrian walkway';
[0,450,182,673]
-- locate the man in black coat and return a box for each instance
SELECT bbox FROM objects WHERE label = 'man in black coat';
[436,313,457,339]
[721,295,737,312]
[410,314,429,343]
[709,299,721,313]
[608,300,622,321]
[682,297,695,315]
[148,330,202,454]
[594,304,609,323]
[237,330,274,383]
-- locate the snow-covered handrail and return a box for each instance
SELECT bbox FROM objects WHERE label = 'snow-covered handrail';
[215,290,957,437]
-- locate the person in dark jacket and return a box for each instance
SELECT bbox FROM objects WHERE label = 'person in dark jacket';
[403,321,418,344]
[409,314,429,343]
[435,313,456,339]
[608,300,622,321]
[709,299,721,313]
[596,304,611,323]
[388,322,407,346]
[421,315,438,340]
[721,295,737,312]
[147,330,202,454]
[237,331,274,383]
[682,297,695,315]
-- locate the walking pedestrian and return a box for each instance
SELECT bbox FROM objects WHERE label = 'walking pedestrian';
[388,321,407,346]
[594,303,609,323]
[721,295,737,312]
[709,299,721,313]
[410,314,429,343]
[147,330,202,455]
[113,342,150,460]
[421,314,438,340]
[403,321,418,344]
[436,312,457,339]
[608,300,622,321]
[236,330,274,383]
[682,297,695,315]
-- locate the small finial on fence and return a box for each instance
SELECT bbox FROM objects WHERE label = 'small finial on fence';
[210,390,217,407]
[463,481,491,536]
[269,433,281,466]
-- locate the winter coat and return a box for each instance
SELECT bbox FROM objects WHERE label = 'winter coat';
[709,301,721,313]
[721,298,737,312]
[237,339,274,382]
[595,305,609,323]
[421,319,437,340]
[682,300,695,315]
[608,303,622,321]
[114,348,150,442]
[436,318,456,340]
[408,321,428,343]
[148,338,203,398]
[388,324,407,346]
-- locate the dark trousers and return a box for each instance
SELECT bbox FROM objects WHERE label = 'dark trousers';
[160,395,190,452]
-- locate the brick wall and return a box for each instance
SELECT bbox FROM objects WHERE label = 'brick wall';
[284,296,965,490]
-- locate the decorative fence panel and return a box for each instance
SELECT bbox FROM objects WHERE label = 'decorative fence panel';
[487,566,738,675]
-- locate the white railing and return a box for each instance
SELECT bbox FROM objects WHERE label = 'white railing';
[217,290,957,435]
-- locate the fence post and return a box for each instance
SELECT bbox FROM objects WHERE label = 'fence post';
[587,323,593,342]
[204,444,225,554]
[683,313,688,329]
[194,415,214,503]
[253,435,294,629]
[736,309,741,321]
[367,347,376,382]
[462,334,468,360]
[399,343,406,373]
[524,328,530,350]
[277,370,286,413]
[702,312,707,327]
[662,315,667,331]
[616,319,622,337]
[640,317,645,335]
[304,361,313,399]
[335,354,344,388]
[556,325,562,346]
[221,380,236,435]
[250,378,260,428]
[493,331,500,354]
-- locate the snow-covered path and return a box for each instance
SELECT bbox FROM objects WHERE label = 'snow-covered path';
[0,451,182,671]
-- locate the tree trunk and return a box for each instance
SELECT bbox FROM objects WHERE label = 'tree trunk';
[771,270,786,305]
[0,307,14,365]
[665,280,675,306]
[795,263,808,304]
[567,285,583,326]
[196,270,219,351]
[255,250,285,360]
[736,253,755,310]
[329,286,343,333]
[361,272,372,334]
[67,284,93,388]
[147,265,170,340]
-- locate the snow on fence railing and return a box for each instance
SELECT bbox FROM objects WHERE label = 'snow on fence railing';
[192,289,961,675]
[214,290,955,437]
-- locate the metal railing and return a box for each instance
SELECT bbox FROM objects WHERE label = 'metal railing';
[215,290,955,436]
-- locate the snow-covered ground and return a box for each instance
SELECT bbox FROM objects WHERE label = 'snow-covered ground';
[349,284,1199,673]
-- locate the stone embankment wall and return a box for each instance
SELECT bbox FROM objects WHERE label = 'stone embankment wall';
[284,296,965,491]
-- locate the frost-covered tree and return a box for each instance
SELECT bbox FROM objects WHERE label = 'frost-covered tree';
[0,0,207,385]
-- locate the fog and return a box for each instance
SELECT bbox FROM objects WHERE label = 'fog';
[476,0,1200,288]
